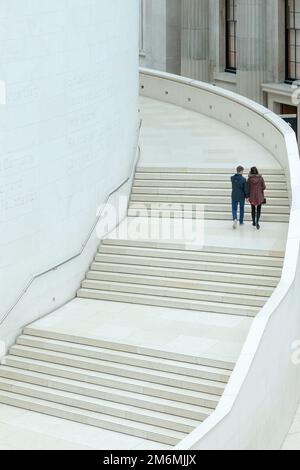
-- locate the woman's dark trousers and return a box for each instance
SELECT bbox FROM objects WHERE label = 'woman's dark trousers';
[251,205,262,225]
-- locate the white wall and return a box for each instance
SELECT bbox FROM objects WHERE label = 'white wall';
[140,68,300,450]
[0,0,139,345]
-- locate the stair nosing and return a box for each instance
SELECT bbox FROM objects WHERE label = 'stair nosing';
[0,390,185,444]
[81,279,268,304]
[4,355,225,402]
[9,345,227,389]
[16,335,229,381]
[22,327,235,370]
[0,377,201,431]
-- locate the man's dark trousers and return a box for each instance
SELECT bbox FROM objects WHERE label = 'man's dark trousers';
[231,173,248,224]
[232,199,245,224]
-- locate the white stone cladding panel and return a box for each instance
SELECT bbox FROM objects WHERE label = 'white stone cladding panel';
[0,0,139,339]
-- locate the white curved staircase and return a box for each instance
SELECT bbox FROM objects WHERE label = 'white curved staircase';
[0,327,232,445]
[129,167,290,222]
[78,239,283,317]
[0,163,287,446]
[0,62,299,450]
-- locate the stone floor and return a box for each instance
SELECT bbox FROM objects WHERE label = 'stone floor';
[109,218,288,255]
[24,297,253,366]
[139,97,282,170]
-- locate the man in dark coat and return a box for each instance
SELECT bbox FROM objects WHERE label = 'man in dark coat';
[231,166,248,229]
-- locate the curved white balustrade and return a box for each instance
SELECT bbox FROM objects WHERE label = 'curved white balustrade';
[139,68,300,450]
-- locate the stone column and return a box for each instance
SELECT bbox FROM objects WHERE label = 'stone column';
[144,0,181,74]
[237,0,271,103]
[181,0,210,82]
[267,0,285,83]
[166,0,182,74]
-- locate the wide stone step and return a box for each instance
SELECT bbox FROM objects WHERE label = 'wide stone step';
[91,261,280,288]
[81,279,267,308]
[4,355,223,406]
[102,239,285,258]
[86,271,274,297]
[16,335,229,385]
[0,390,185,445]
[0,366,213,421]
[0,377,201,433]
[131,190,289,206]
[130,199,290,213]
[98,245,284,268]
[95,253,282,277]
[78,288,259,317]
[9,345,224,393]
[127,208,289,222]
[23,327,234,370]
[133,180,288,191]
[137,167,285,175]
[135,173,286,183]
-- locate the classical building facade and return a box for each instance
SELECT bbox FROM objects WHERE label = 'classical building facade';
[140,0,300,137]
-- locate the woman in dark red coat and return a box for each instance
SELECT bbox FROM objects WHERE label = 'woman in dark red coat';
[248,167,266,230]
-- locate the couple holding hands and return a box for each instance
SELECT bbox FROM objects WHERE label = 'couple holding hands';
[231,166,266,230]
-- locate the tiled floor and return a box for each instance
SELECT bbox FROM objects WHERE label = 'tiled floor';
[139,97,281,170]
[109,218,287,254]
[27,297,253,365]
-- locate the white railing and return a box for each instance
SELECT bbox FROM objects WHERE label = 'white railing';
[140,68,300,450]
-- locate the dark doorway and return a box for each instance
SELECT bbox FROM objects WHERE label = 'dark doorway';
[279,104,298,137]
